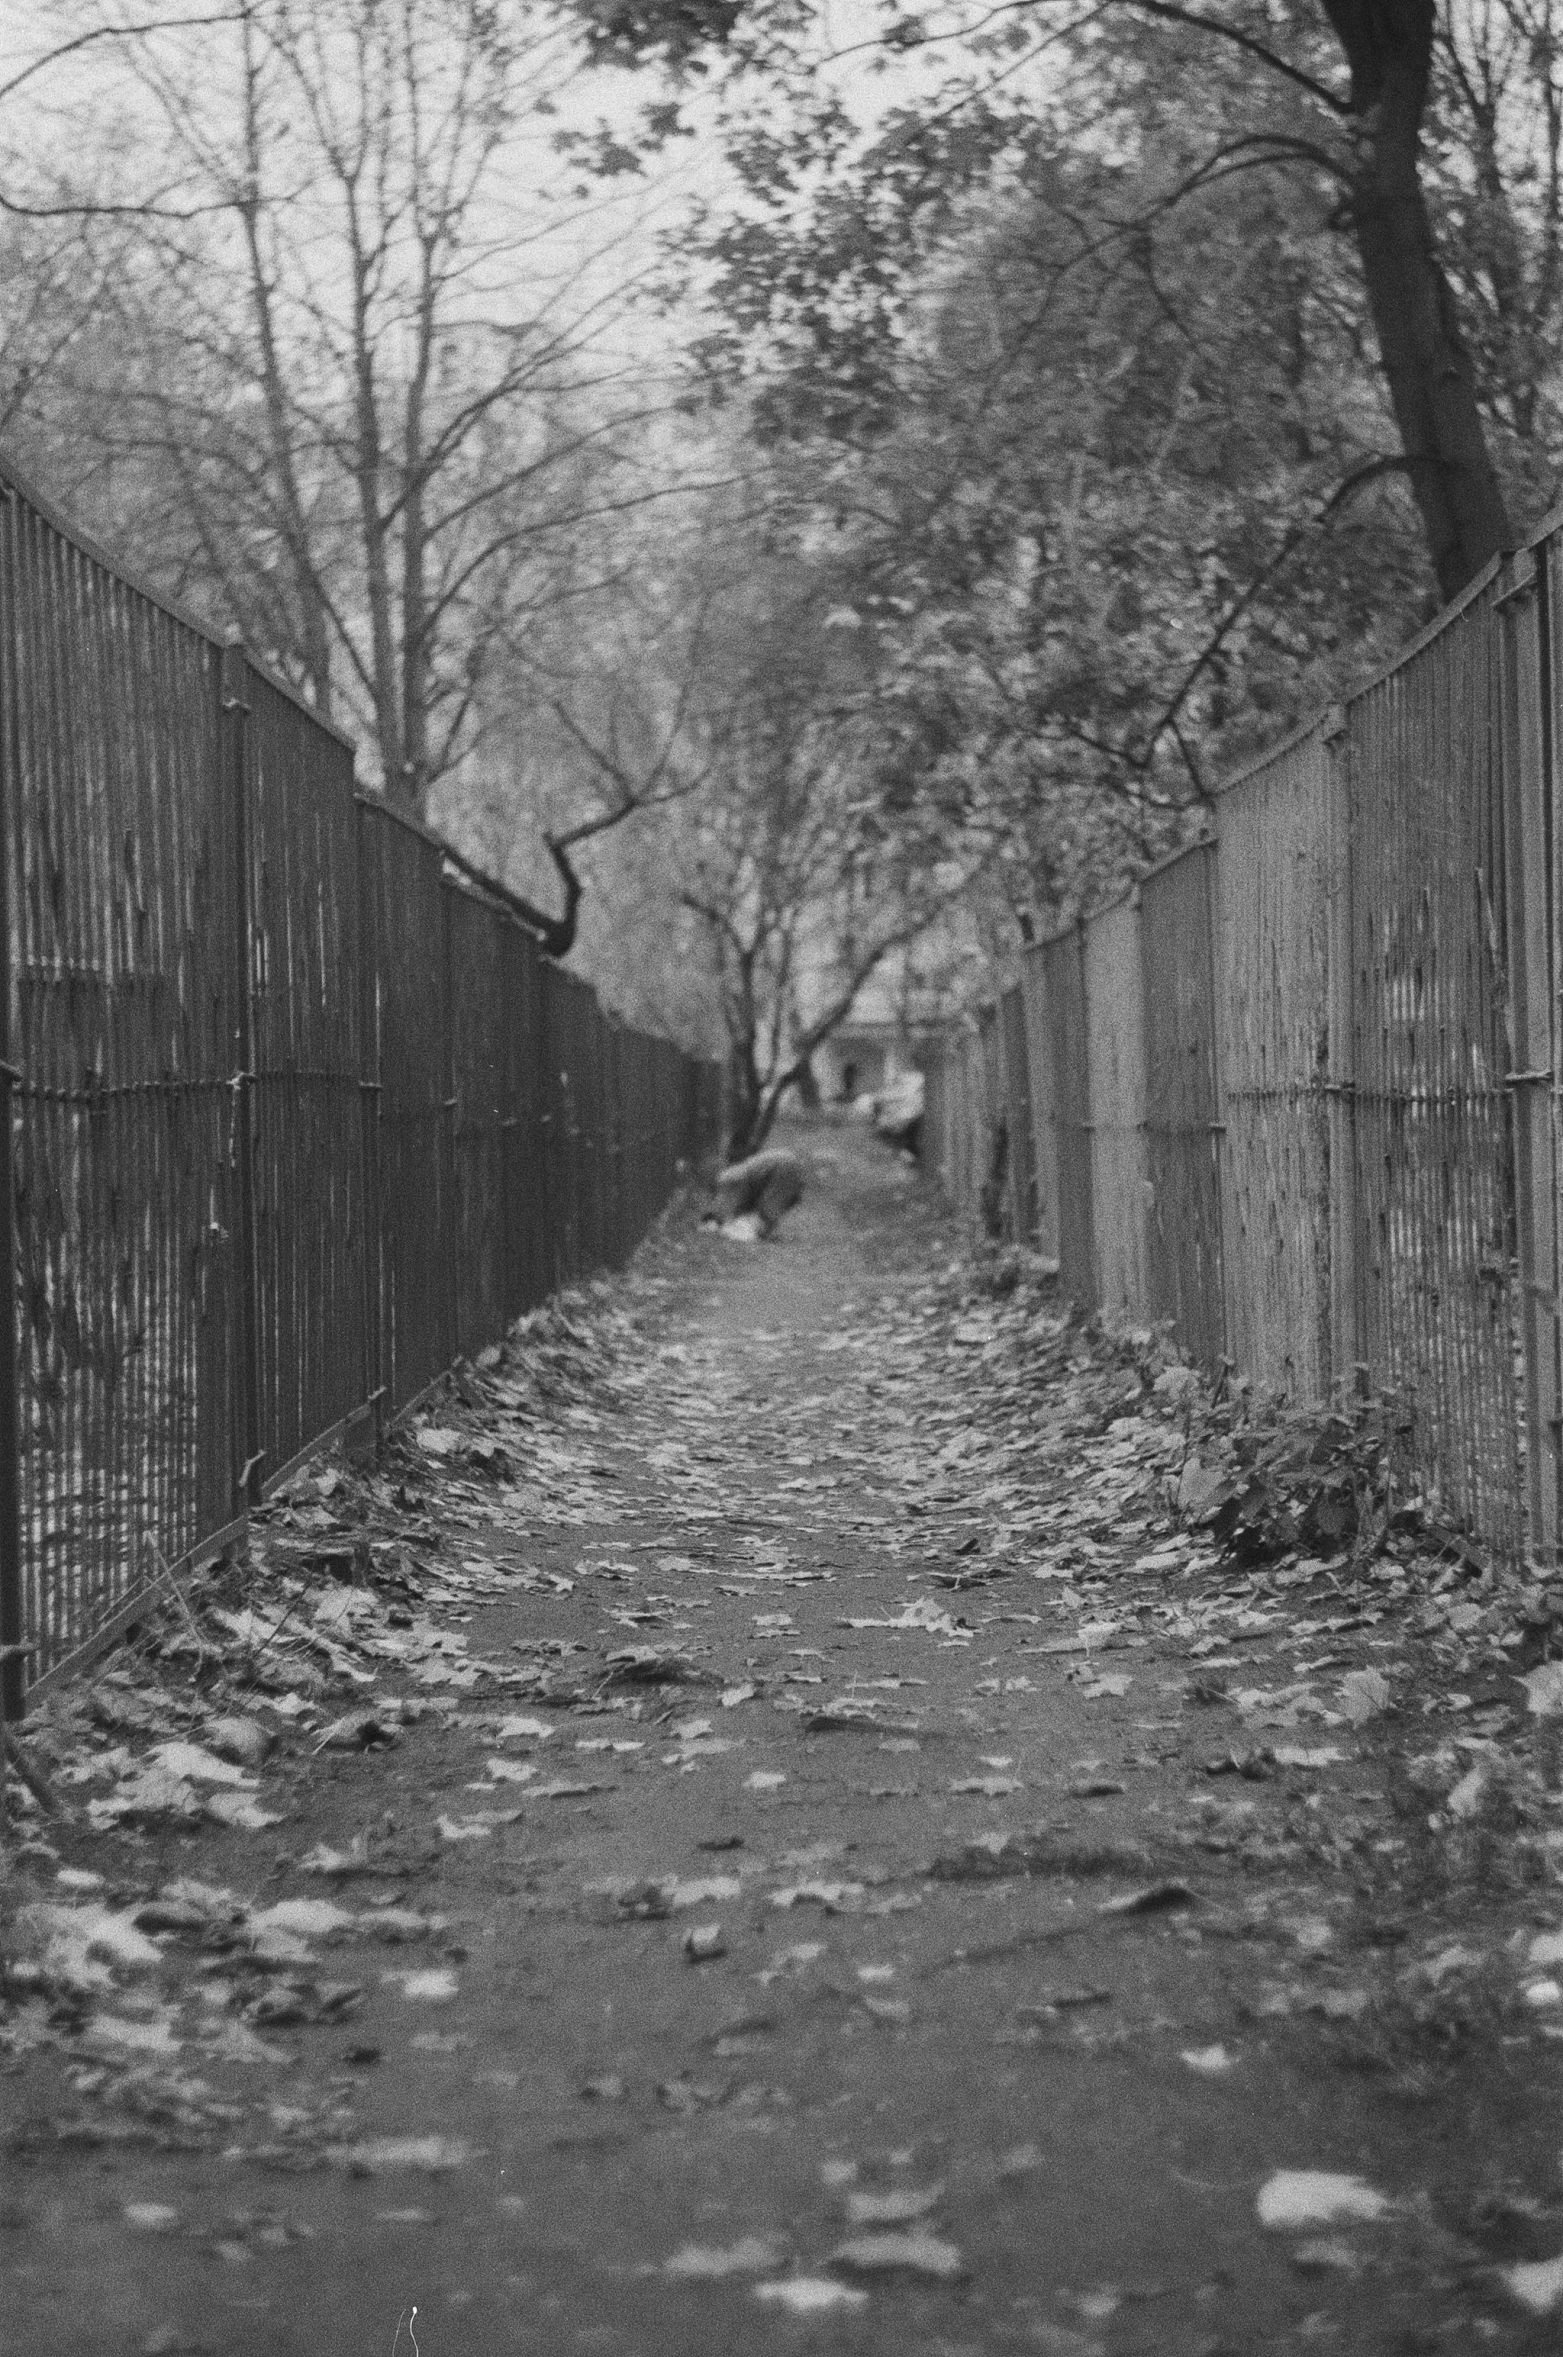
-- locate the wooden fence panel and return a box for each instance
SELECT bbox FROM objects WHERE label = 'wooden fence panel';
[1084,897,1147,1321]
[1141,842,1224,1366]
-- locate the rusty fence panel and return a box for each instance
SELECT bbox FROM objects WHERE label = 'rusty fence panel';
[1141,841,1225,1367]
[0,456,721,1708]
[1083,896,1148,1321]
[242,662,365,1485]
[1347,569,1522,1555]
[2,485,238,1696]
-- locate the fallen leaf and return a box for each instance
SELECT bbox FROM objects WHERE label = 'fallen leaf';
[25,1903,162,1988]
[842,1597,964,1638]
[205,1792,283,1832]
[754,2279,868,2315]
[844,2185,943,2226]
[665,2235,783,2278]
[1256,2171,1389,2230]
[830,2229,965,2280]
[148,1741,255,1788]
[388,1969,459,2003]
[204,1715,273,1769]
[1099,1881,1197,1917]
[298,1844,381,1878]
[250,1899,355,1941]
[87,2015,182,2057]
[331,2136,474,2173]
[1337,1669,1392,1723]
[1290,2237,1363,2277]
[1504,2254,1563,2315]
[123,2204,180,2234]
[666,1876,743,1910]
[1525,1662,1563,1717]
[770,1882,864,1913]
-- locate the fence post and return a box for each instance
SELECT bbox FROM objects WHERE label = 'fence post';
[1323,702,1359,1399]
[1497,552,1561,1564]
[221,634,265,1509]
[439,879,459,1365]
[1200,835,1229,1370]
[0,491,26,1722]
[355,800,385,1447]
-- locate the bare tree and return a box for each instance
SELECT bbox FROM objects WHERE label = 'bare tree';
[14,0,715,827]
[671,694,989,1155]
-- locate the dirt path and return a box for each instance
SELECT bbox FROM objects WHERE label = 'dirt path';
[6,1121,1563,2355]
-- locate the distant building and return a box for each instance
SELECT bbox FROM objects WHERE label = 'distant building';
[804,921,979,1106]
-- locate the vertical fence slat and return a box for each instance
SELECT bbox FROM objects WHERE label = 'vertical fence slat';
[1348,567,1521,1555]
[1019,947,1059,1262]
[999,984,1036,1241]
[0,486,23,1720]
[1046,926,1096,1309]
[1501,552,1561,1562]
[1213,722,1334,1399]
[1141,842,1224,1366]
[1324,708,1359,1393]
[223,639,262,1507]
[1083,895,1147,1321]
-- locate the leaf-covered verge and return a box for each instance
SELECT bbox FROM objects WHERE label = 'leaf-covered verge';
[938,1239,1563,1932]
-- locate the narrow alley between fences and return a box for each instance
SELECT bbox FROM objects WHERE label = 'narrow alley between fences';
[7,1122,1563,2357]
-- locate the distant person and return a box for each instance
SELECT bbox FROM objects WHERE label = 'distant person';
[709,1145,806,1238]
[873,1070,925,1158]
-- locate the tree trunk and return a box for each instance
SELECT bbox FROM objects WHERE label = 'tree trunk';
[725,1042,764,1161]
[1320,0,1512,599]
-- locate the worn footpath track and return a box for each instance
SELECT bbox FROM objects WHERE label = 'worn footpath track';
[7,1121,1563,2355]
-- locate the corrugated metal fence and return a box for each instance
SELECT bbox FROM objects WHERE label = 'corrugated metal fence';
[0,458,721,1711]
[923,527,1563,1569]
